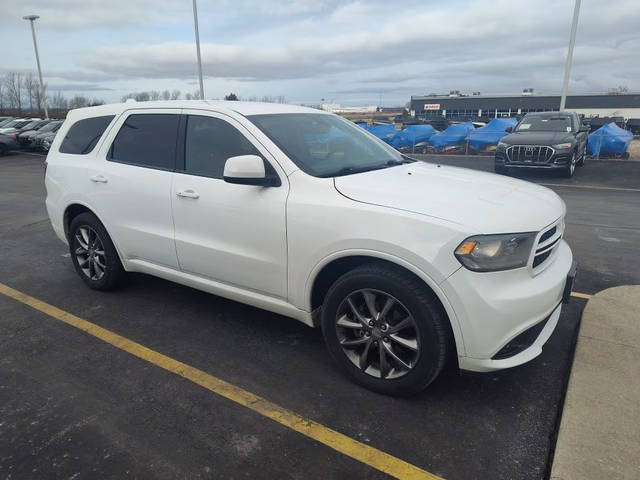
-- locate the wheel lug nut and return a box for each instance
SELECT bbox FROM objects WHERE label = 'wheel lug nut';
[368,320,375,327]
[365,331,370,337]
[383,337,390,343]
[381,324,388,331]
[373,341,378,346]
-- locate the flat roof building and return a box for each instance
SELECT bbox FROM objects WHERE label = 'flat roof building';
[409,93,640,121]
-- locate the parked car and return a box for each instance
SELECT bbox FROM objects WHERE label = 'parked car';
[19,120,62,148]
[45,101,575,395]
[494,111,588,177]
[0,116,15,127]
[36,129,60,152]
[0,118,42,135]
[0,133,19,155]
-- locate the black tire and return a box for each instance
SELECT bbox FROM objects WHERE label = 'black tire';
[562,151,577,178]
[321,263,450,396]
[577,146,586,166]
[68,212,124,290]
[494,164,508,175]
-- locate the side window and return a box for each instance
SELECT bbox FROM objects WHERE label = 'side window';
[59,115,114,154]
[185,115,261,179]
[109,114,179,170]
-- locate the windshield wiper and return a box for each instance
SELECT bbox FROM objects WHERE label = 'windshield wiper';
[330,159,408,177]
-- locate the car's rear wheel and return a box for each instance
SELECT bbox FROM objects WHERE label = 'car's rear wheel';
[321,263,450,396]
[69,212,124,290]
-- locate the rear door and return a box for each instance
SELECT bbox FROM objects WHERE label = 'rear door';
[171,110,289,298]
[88,109,181,268]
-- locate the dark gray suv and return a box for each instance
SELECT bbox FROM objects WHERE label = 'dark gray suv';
[495,111,589,177]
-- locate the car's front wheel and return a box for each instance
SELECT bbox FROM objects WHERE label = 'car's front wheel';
[69,212,124,290]
[321,263,450,396]
[563,151,577,178]
[494,164,508,175]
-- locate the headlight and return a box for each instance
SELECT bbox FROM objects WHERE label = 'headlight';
[454,233,536,272]
[497,141,509,149]
[552,142,573,149]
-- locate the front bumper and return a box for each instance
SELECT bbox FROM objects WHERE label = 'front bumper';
[441,240,573,372]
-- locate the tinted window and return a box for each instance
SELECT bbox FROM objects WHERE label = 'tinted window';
[109,114,179,170]
[185,115,261,178]
[60,115,114,154]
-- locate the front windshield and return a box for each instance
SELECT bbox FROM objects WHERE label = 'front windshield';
[22,121,41,130]
[2,120,23,129]
[248,113,407,177]
[516,116,572,133]
[38,122,61,133]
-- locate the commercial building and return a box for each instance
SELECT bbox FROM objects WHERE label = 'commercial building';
[409,92,640,121]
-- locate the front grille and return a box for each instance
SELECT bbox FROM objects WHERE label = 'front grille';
[533,249,552,268]
[506,145,555,164]
[539,226,556,243]
[532,221,563,271]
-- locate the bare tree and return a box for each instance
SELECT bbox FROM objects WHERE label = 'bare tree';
[150,90,161,101]
[23,73,38,114]
[50,91,68,110]
[185,92,192,100]
[135,91,150,102]
[5,72,23,113]
[0,77,5,114]
[171,89,181,100]
[162,90,171,101]
[69,95,89,109]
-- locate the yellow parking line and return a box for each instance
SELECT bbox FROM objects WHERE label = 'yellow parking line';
[571,291,592,300]
[0,282,442,480]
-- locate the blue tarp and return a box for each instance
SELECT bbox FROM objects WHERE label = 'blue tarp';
[587,122,633,156]
[361,124,399,145]
[390,124,437,148]
[428,122,475,148]
[467,118,518,149]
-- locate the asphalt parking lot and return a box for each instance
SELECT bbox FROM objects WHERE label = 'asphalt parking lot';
[1,152,639,480]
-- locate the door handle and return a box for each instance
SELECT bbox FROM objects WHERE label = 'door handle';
[90,175,108,183]
[176,189,200,199]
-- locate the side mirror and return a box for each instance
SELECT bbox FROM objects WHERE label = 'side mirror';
[223,155,279,187]
[505,127,513,133]
[579,125,589,132]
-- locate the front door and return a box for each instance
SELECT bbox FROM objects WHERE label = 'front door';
[171,110,288,298]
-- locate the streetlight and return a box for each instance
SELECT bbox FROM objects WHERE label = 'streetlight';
[191,0,205,100]
[23,15,48,119]
[559,0,581,111]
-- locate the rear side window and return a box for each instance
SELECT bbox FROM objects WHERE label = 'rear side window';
[109,114,179,170]
[184,115,261,178]
[59,115,114,154]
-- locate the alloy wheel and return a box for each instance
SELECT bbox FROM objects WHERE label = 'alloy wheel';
[335,289,420,379]
[74,226,107,281]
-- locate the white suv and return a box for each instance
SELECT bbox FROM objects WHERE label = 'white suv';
[45,101,576,395]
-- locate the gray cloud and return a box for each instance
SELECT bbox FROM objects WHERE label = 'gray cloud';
[48,83,112,91]
[2,0,638,105]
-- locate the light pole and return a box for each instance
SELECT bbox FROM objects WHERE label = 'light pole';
[559,0,581,111]
[191,0,205,100]
[23,15,48,119]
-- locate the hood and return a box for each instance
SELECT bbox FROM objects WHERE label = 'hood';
[333,162,564,233]
[501,131,573,146]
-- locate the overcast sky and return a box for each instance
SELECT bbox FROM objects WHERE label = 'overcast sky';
[1,0,639,106]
